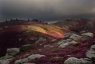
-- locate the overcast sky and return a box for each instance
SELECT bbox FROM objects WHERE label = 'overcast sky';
[0,0,95,22]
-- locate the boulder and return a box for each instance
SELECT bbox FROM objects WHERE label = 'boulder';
[14,58,28,64]
[6,48,20,56]
[64,57,92,64]
[59,43,69,48]
[57,40,67,45]
[64,32,73,38]
[86,45,95,58]
[86,50,95,58]
[90,45,95,50]
[82,32,93,37]
[58,39,77,48]
[14,59,22,64]
[70,34,81,40]
[28,54,45,61]
[0,60,10,64]
[66,39,73,42]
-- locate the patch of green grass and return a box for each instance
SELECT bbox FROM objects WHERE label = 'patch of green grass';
[20,44,36,51]
[41,26,49,31]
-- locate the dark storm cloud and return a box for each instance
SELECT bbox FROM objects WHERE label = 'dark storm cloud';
[0,0,95,21]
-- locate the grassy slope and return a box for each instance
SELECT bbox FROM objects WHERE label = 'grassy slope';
[0,20,66,57]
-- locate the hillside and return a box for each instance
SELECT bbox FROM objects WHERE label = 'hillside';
[53,18,95,32]
[0,19,67,56]
[0,19,95,64]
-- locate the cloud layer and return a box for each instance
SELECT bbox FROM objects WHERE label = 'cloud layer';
[0,0,95,21]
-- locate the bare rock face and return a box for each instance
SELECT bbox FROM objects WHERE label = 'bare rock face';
[64,57,92,64]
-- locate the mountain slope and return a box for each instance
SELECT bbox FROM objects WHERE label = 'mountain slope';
[0,20,66,57]
[0,19,95,64]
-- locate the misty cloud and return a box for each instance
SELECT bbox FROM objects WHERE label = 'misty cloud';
[0,0,95,21]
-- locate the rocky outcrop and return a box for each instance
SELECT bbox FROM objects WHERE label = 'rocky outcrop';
[86,45,95,58]
[64,32,73,38]
[14,54,45,64]
[0,60,10,64]
[86,45,95,63]
[14,58,28,64]
[70,34,81,40]
[58,39,77,48]
[6,48,20,56]
[28,54,45,61]
[64,57,92,64]
[0,48,20,64]
[82,32,93,37]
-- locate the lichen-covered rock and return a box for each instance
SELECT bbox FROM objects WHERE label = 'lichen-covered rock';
[6,48,20,56]
[64,32,73,38]
[14,58,28,64]
[57,40,67,45]
[90,45,95,50]
[70,34,81,40]
[58,39,77,48]
[64,57,78,64]
[86,50,95,58]
[82,32,93,37]
[0,60,10,64]
[64,57,92,64]
[86,45,95,58]
[14,54,45,64]
[14,59,23,64]
[28,54,45,61]
[59,43,69,48]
